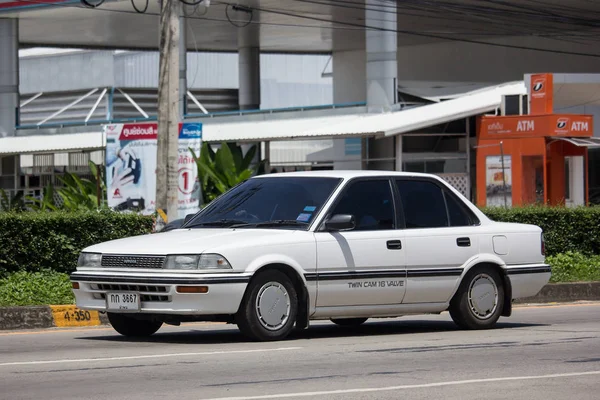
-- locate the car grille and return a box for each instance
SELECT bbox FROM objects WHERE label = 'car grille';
[90,283,170,302]
[101,254,165,269]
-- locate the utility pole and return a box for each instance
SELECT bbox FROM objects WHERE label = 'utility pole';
[156,0,181,223]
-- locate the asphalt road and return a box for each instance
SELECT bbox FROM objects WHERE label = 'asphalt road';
[1,303,599,400]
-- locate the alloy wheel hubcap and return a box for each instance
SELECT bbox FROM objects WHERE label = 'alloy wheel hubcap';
[255,282,291,331]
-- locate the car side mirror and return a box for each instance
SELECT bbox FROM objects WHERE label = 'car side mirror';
[183,213,195,224]
[324,214,356,232]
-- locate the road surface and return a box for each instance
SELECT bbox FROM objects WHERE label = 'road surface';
[1,302,599,400]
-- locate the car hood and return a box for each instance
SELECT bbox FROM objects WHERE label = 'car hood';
[83,228,299,255]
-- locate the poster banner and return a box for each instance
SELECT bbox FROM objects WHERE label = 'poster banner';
[104,122,202,219]
[485,155,512,207]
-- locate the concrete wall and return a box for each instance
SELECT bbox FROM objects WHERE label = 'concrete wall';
[396,38,600,85]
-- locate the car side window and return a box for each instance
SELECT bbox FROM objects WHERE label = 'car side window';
[395,179,448,228]
[329,180,395,231]
[444,190,476,227]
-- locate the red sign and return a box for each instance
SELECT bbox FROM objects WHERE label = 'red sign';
[529,73,554,115]
[480,114,593,139]
[118,124,158,141]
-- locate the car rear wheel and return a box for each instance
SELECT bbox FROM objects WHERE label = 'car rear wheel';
[331,318,368,326]
[449,266,504,330]
[107,313,163,337]
[236,270,298,341]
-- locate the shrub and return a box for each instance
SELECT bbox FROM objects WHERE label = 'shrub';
[0,210,154,276]
[546,251,600,283]
[482,206,600,257]
[0,270,74,306]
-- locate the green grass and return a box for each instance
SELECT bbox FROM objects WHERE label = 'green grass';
[0,252,598,307]
[0,270,74,307]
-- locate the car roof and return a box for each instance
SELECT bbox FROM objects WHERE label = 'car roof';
[252,170,441,180]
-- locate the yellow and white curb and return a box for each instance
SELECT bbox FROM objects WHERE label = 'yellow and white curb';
[49,305,104,328]
[0,305,108,331]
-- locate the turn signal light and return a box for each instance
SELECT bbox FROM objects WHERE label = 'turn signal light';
[176,286,208,294]
[72,282,80,289]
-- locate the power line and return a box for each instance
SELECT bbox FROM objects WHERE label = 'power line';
[14,0,600,58]
[286,0,580,37]
[218,0,600,59]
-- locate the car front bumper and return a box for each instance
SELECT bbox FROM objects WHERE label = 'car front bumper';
[70,271,250,315]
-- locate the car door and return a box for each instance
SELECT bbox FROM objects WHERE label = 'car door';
[314,178,407,307]
[394,178,481,304]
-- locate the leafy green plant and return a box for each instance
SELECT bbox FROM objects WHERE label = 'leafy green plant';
[190,142,266,204]
[0,189,25,212]
[0,270,74,306]
[25,161,107,212]
[25,183,58,211]
[546,251,600,283]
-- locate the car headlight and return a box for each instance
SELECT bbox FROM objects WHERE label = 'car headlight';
[78,252,102,268]
[164,254,232,271]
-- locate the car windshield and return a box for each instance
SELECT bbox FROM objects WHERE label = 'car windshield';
[184,176,342,229]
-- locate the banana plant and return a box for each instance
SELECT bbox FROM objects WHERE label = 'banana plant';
[26,161,107,212]
[0,189,26,212]
[25,183,59,212]
[190,142,266,204]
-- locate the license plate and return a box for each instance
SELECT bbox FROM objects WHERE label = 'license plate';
[106,292,141,311]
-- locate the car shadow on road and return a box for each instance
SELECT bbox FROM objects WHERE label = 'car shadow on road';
[75,319,549,345]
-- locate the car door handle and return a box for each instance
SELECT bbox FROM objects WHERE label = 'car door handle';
[387,240,402,250]
[457,237,471,247]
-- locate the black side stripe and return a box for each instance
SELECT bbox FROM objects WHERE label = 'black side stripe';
[305,271,407,281]
[70,273,251,285]
[506,266,551,275]
[407,268,464,277]
[305,268,463,281]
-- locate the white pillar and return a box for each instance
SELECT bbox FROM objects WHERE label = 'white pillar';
[395,135,402,171]
[0,19,18,138]
[238,20,260,111]
[364,0,398,170]
[365,0,397,113]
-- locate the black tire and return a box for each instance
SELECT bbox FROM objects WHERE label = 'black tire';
[449,266,505,330]
[107,313,163,337]
[236,270,298,341]
[331,318,368,326]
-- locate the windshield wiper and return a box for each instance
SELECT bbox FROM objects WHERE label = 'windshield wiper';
[184,219,249,228]
[231,220,309,229]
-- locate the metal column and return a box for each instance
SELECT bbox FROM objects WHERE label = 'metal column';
[0,19,19,138]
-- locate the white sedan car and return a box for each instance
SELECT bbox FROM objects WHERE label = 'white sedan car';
[71,171,551,341]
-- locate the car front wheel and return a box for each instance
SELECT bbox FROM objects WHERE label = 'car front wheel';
[236,270,298,341]
[449,266,504,330]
